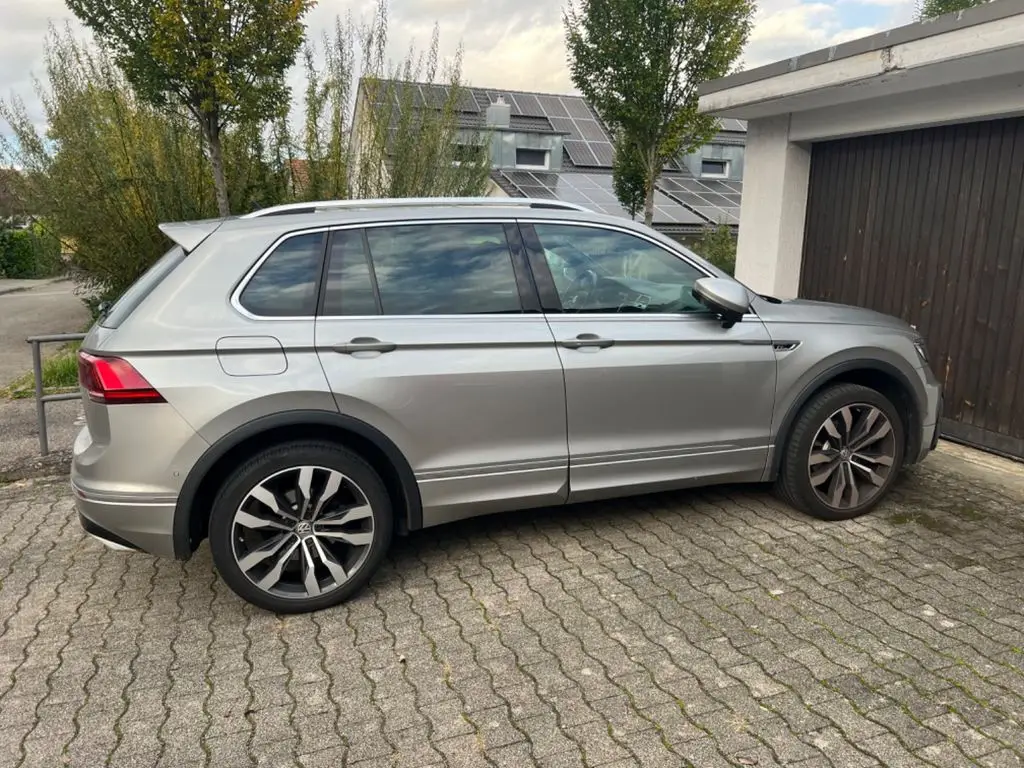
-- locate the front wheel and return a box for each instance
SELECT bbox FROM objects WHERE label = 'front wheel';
[775,383,905,521]
[209,441,393,613]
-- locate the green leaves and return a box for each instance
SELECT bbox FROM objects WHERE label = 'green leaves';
[917,0,986,18]
[695,222,737,275]
[612,137,647,220]
[65,0,315,215]
[565,0,755,225]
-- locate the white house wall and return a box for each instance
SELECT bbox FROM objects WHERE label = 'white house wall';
[733,116,810,299]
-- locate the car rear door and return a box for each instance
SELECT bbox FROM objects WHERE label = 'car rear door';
[520,220,777,502]
[314,219,568,526]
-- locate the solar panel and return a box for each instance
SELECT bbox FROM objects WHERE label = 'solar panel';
[499,171,707,226]
[564,141,599,167]
[470,90,491,111]
[655,175,742,225]
[590,142,615,167]
[695,179,729,193]
[511,93,543,117]
[574,119,607,142]
[718,118,747,133]
[562,97,594,120]
[548,117,577,136]
[517,185,558,199]
[537,95,569,117]
[505,171,540,186]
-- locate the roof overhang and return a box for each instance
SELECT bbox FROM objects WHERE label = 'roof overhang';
[698,1,1024,121]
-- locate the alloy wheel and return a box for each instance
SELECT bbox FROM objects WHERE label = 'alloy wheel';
[231,465,375,600]
[807,403,897,511]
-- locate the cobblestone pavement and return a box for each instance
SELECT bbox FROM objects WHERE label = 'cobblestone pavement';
[1,458,1023,768]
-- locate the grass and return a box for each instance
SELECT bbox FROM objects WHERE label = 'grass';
[1,340,81,399]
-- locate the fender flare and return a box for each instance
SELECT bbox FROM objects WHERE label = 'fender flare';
[172,410,422,559]
[769,359,924,478]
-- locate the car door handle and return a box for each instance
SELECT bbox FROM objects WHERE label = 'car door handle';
[333,338,397,354]
[559,334,615,350]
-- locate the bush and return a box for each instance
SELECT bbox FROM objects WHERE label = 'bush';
[694,223,737,276]
[0,225,62,279]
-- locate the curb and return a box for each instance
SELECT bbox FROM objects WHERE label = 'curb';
[0,277,69,297]
[0,448,71,485]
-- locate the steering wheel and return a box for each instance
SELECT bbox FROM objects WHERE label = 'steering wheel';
[564,269,599,309]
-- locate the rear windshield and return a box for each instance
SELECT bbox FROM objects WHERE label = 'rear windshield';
[100,246,187,328]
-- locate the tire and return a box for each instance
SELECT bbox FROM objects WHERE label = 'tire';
[209,440,393,613]
[775,383,905,521]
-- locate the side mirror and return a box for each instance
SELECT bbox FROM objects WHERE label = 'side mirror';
[692,277,749,328]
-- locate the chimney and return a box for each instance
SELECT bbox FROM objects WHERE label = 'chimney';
[485,96,512,129]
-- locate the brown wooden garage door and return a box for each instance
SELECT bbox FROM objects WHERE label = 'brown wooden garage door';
[800,116,1024,460]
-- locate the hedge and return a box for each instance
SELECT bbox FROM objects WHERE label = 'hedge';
[0,226,63,279]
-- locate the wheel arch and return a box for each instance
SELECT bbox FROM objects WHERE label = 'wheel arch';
[768,360,923,480]
[172,410,422,559]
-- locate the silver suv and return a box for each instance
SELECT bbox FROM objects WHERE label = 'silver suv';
[72,198,942,613]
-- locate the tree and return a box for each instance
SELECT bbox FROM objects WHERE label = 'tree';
[694,222,736,275]
[65,0,315,217]
[917,0,986,18]
[1,11,492,311]
[612,136,646,220]
[0,168,27,224]
[565,0,755,226]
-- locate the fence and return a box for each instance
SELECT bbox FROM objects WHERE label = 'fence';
[27,332,87,456]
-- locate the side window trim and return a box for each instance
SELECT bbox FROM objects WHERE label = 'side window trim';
[517,219,716,315]
[362,228,385,315]
[518,222,564,312]
[232,229,329,320]
[505,222,542,314]
[318,228,383,316]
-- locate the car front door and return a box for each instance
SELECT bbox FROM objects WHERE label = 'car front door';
[314,220,568,526]
[520,221,777,502]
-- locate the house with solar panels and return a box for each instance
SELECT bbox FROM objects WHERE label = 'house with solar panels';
[353,78,745,243]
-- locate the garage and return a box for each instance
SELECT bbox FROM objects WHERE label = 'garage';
[801,118,1024,459]
[697,2,1024,460]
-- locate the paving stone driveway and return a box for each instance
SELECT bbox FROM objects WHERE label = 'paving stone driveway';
[1,458,1023,768]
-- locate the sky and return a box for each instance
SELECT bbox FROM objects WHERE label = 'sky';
[0,0,918,138]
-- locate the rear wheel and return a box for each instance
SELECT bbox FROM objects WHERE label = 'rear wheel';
[776,383,905,521]
[209,441,393,613]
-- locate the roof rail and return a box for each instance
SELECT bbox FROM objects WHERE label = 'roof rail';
[240,197,591,218]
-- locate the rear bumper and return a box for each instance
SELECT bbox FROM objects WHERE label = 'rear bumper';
[72,480,177,558]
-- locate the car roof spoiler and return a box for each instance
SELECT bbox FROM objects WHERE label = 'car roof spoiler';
[158,219,224,253]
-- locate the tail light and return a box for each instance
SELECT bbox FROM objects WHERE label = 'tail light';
[78,352,165,404]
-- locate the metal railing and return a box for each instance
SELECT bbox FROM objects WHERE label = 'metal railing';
[26,333,87,456]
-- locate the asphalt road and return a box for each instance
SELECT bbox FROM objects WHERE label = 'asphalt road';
[0,278,90,474]
[0,278,90,387]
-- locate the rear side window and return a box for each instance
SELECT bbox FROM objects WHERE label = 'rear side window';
[238,232,325,317]
[100,246,186,329]
[354,223,522,315]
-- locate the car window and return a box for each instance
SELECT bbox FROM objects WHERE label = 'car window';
[533,224,708,314]
[363,223,522,315]
[238,232,324,317]
[100,245,187,328]
[322,229,379,316]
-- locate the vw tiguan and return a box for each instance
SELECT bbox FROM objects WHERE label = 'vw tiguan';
[72,198,941,613]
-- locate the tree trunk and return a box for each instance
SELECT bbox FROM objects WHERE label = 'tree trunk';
[202,114,231,217]
[643,155,657,227]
